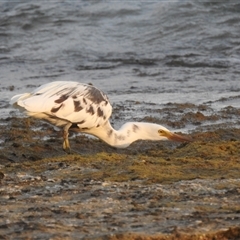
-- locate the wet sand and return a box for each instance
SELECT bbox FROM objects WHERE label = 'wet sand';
[0,102,240,239]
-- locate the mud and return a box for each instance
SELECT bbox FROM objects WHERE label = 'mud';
[0,102,240,239]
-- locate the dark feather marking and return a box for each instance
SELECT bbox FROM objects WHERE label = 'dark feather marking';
[108,129,113,137]
[87,105,95,115]
[74,100,83,112]
[51,104,63,113]
[72,95,78,99]
[55,94,69,104]
[97,107,104,117]
[115,134,126,141]
[85,86,107,104]
[132,124,139,133]
[83,98,87,105]
[70,120,85,129]
[76,120,85,124]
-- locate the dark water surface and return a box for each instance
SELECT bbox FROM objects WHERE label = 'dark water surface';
[0,0,239,131]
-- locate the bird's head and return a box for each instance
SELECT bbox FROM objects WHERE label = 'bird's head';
[157,127,192,142]
[133,123,192,143]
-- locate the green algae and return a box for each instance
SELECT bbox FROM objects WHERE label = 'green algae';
[108,226,240,240]
[2,135,240,185]
[2,120,239,185]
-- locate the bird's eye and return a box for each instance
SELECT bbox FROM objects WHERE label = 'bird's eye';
[158,130,164,134]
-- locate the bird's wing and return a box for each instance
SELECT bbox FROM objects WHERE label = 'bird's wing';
[13,81,112,129]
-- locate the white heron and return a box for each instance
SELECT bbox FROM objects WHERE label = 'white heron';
[10,81,191,153]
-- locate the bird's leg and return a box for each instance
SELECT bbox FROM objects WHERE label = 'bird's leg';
[62,123,72,154]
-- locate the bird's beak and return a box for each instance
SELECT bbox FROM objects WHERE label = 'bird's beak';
[165,131,192,142]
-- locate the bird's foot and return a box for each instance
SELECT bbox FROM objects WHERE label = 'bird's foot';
[63,140,71,154]
[63,146,71,154]
[62,145,81,155]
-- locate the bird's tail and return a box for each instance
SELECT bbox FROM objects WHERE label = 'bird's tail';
[10,93,32,108]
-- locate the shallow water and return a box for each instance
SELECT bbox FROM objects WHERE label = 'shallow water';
[0,1,239,132]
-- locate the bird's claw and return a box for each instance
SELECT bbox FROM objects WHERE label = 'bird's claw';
[63,140,71,154]
[63,147,71,154]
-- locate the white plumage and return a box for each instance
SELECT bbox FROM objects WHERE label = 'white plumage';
[10,81,191,153]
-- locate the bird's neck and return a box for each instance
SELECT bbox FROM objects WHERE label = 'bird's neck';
[82,121,160,148]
